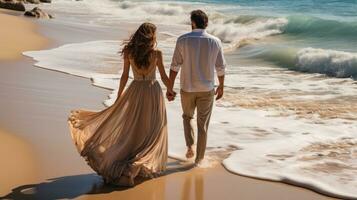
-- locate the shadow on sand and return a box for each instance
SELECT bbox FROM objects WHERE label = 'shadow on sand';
[0,160,194,200]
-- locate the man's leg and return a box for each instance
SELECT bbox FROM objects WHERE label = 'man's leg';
[180,90,196,158]
[195,90,214,163]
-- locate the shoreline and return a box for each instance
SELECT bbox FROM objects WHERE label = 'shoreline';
[0,11,339,200]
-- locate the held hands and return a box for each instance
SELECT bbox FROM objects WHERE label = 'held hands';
[215,85,224,100]
[166,89,177,101]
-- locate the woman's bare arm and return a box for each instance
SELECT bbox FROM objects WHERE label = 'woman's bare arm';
[116,52,130,101]
[156,50,172,91]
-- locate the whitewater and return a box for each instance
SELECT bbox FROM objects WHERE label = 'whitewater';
[24,0,357,199]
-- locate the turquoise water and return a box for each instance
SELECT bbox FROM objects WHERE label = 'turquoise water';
[213,0,357,77]
[171,0,357,18]
[140,0,357,78]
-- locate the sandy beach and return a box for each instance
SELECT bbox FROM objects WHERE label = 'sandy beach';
[0,9,48,60]
[0,10,341,200]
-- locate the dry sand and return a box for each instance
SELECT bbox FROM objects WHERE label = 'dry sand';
[0,12,337,200]
[0,9,48,60]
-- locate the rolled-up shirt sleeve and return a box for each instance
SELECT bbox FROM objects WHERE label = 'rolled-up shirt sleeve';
[215,41,226,76]
[170,39,183,72]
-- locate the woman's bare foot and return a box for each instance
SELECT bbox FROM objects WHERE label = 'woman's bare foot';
[116,176,135,187]
[103,178,111,185]
[186,146,194,159]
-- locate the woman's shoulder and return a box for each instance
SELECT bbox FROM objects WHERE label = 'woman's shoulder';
[154,49,163,58]
[123,49,131,60]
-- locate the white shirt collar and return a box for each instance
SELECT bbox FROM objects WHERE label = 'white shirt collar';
[192,29,206,33]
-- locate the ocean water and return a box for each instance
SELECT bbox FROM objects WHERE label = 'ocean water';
[24,0,357,199]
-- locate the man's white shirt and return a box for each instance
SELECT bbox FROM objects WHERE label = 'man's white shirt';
[170,29,226,92]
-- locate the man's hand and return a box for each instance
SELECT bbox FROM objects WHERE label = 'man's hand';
[166,90,177,101]
[215,85,224,100]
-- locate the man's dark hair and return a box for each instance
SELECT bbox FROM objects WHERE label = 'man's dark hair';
[190,10,208,29]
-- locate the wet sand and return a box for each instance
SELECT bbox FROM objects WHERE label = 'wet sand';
[0,11,337,200]
[0,129,38,196]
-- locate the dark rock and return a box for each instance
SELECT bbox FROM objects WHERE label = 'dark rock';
[39,0,51,3]
[24,7,53,19]
[24,0,40,4]
[0,0,26,11]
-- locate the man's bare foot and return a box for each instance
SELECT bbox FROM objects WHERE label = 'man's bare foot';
[186,147,194,159]
[195,159,202,167]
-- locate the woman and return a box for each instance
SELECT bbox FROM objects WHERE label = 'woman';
[68,22,173,186]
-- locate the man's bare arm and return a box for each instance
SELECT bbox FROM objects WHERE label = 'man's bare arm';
[215,75,225,100]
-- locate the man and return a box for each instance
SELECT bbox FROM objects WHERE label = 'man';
[167,10,226,165]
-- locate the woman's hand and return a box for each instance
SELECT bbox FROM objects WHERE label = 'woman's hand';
[166,89,176,101]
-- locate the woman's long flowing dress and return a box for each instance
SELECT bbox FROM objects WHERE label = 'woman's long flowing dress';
[68,60,168,186]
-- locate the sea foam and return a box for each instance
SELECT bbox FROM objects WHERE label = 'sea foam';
[208,16,288,50]
[255,46,357,78]
[53,0,288,51]
[296,48,357,78]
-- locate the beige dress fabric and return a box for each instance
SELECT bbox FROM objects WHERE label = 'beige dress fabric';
[68,56,168,186]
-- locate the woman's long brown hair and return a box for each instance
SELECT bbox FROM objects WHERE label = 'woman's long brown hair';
[121,22,157,69]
